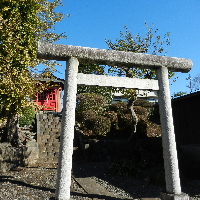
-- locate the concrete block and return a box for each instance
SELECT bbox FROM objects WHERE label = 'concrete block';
[40,142,46,147]
[51,121,58,126]
[51,158,57,162]
[41,138,47,143]
[52,143,60,147]
[54,152,59,157]
[40,147,47,152]
[42,114,47,120]
[53,139,60,143]
[47,115,53,119]
[46,147,53,152]
[57,128,61,132]
[43,135,50,139]
[44,128,51,132]
[47,152,54,157]
[40,152,47,157]
[47,122,52,126]
[47,137,53,143]
[52,128,59,132]
[49,131,55,135]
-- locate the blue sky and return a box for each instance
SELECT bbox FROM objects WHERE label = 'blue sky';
[52,0,200,96]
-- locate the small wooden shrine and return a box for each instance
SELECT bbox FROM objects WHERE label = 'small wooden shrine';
[35,69,64,112]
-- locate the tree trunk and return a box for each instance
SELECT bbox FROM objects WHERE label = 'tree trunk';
[128,96,138,141]
[6,111,19,147]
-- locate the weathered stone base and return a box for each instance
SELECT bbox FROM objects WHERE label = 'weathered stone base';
[160,192,189,200]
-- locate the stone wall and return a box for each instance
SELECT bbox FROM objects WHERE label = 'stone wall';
[36,112,61,166]
[83,139,133,162]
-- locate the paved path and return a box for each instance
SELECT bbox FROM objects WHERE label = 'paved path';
[73,176,160,200]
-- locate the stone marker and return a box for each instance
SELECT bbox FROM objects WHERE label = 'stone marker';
[37,42,192,200]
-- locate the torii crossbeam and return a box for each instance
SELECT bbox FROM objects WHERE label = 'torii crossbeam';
[37,42,192,200]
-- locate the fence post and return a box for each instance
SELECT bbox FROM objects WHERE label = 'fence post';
[55,57,79,200]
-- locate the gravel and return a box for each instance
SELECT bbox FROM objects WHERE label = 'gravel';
[0,162,200,200]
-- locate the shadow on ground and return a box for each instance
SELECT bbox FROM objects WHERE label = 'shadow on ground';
[72,161,165,199]
[0,176,56,193]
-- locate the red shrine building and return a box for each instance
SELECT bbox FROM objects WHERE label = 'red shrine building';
[35,71,64,112]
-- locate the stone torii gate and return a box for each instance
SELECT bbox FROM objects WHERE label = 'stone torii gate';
[37,42,192,200]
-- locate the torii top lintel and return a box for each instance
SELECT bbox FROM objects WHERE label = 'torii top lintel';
[37,42,192,73]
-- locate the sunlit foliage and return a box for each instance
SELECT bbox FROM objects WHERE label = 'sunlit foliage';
[0,0,66,116]
[106,24,174,79]
[0,0,66,144]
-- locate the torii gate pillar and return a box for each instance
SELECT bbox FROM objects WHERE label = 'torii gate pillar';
[55,57,79,200]
[157,67,189,200]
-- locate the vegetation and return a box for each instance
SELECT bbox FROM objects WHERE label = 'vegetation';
[76,93,111,136]
[19,107,35,127]
[77,25,173,103]
[173,91,187,98]
[106,24,173,79]
[0,0,66,145]
[76,92,161,139]
[188,73,200,93]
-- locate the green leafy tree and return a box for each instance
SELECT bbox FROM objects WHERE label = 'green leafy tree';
[0,0,66,146]
[106,24,173,79]
[105,24,174,137]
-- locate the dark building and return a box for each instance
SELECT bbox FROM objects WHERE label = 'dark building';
[172,91,200,145]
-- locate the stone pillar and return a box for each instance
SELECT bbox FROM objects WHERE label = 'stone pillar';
[157,67,189,200]
[55,57,79,200]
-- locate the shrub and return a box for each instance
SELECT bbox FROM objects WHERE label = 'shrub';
[149,104,160,124]
[76,93,108,121]
[78,110,111,136]
[134,106,148,120]
[109,102,129,114]
[19,107,35,127]
[108,102,137,138]
[82,110,97,131]
[118,113,134,131]
[147,122,161,137]
[80,110,96,124]
[136,119,148,138]
[103,111,118,130]
[134,99,152,107]
[93,116,111,136]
